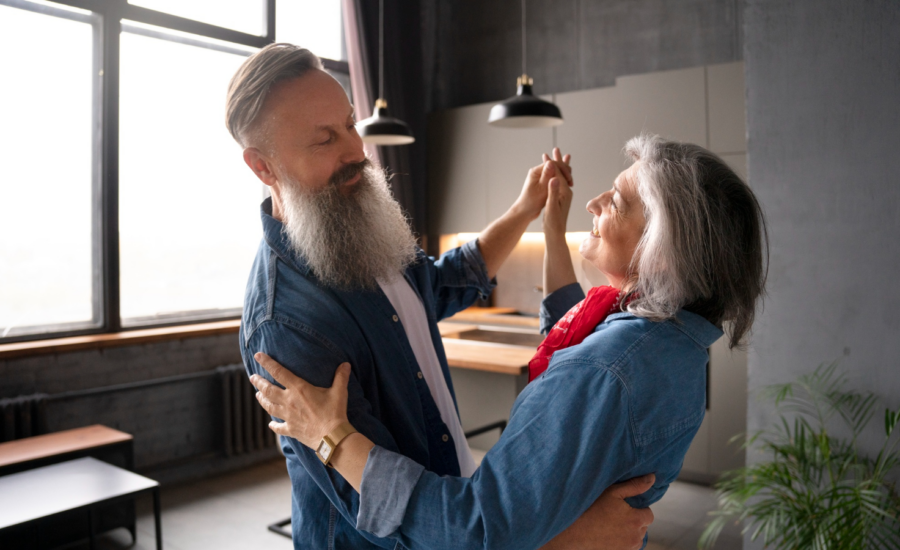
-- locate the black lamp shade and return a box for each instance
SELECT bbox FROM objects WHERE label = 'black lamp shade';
[488,83,564,128]
[358,104,415,145]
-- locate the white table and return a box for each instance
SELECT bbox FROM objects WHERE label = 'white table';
[0,456,162,549]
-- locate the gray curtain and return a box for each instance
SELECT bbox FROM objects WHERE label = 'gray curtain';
[342,0,428,240]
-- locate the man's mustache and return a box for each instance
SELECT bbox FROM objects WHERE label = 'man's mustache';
[330,159,370,187]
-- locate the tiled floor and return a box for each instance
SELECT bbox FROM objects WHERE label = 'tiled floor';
[79,458,741,550]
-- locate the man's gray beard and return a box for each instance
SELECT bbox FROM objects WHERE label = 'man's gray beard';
[280,163,418,290]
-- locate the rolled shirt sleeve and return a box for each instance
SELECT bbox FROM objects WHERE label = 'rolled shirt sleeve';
[427,239,497,321]
[355,361,641,550]
[539,282,586,334]
[357,446,426,537]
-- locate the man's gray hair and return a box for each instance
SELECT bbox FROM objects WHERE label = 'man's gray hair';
[623,134,768,349]
[225,43,322,147]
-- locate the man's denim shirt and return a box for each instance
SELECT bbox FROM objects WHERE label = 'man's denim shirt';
[240,199,495,550]
[356,283,723,550]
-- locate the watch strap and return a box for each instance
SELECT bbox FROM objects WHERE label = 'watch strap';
[317,422,358,466]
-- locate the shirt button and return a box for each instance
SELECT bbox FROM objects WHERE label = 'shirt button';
[442,434,449,442]
[417,371,424,379]
[392,315,399,322]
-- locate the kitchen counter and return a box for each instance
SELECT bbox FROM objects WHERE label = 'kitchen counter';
[438,307,543,376]
[442,307,541,329]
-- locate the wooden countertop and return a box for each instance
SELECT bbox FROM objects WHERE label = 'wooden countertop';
[443,307,541,329]
[438,318,538,376]
[441,339,534,376]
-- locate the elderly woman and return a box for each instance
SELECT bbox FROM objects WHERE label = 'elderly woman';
[250,134,767,550]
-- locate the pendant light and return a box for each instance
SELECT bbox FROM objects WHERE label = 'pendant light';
[357,0,415,145]
[488,0,563,128]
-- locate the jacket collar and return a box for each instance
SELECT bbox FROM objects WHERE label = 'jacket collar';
[260,197,313,276]
[606,309,725,349]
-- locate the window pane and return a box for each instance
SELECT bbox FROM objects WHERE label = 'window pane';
[119,29,262,324]
[276,0,344,61]
[129,0,266,37]
[0,5,95,337]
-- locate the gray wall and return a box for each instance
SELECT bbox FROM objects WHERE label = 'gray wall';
[423,0,743,111]
[0,334,278,484]
[744,0,900,546]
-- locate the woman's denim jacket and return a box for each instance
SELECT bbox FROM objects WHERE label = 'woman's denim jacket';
[356,283,723,549]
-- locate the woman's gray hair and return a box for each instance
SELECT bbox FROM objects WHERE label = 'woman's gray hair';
[225,43,322,148]
[623,134,768,349]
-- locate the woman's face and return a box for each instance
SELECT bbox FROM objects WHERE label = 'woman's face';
[579,162,646,289]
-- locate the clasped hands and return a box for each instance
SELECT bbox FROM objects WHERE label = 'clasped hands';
[515,147,574,225]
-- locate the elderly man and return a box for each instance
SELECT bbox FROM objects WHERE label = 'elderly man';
[227,43,653,549]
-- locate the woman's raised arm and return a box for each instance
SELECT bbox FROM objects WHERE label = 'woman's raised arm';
[542,148,578,296]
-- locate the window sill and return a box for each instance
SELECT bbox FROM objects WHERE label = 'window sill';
[0,320,241,360]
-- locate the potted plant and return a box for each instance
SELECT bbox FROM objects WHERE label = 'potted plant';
[700,362,900,549]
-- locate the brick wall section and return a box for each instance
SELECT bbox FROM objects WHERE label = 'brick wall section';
[0,333,241,397]
[0,333,280,483]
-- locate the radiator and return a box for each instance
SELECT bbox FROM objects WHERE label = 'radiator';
[217,364,276,456]
[0,393,48,443]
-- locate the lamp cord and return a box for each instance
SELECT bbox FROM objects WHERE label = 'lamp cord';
[521,0,526,75]
[379,0,384,100]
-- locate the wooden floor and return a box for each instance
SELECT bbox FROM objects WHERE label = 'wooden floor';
[68,457,742,550]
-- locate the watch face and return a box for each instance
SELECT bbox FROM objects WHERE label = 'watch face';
[317,440,333,461]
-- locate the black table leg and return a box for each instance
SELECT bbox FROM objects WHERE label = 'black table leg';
[87,507,96,550]
[153,487,163,550]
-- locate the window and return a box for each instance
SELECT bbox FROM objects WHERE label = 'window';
[0,0,347,342]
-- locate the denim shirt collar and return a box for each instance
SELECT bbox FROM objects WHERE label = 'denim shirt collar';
[260,197,313,276]
[605,309,724,348]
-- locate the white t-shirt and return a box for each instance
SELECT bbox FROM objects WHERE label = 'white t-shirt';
[377,274,477,478]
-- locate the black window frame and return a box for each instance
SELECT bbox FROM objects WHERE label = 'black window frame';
[0,0,350,345]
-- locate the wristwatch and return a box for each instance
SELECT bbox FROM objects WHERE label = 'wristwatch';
[316,422,358,467]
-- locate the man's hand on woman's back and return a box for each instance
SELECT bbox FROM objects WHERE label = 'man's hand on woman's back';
[540,474,656,550]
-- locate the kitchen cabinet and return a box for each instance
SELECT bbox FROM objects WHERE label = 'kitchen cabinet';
[554,85,624,233]
[556,66,707,232]
[706,62,747,154]
[450,368,528,451]
[720,153,748,181]
[613,66,708,147]
[429,63,746,235]
[681,337,748,483]
[486,121,553,233]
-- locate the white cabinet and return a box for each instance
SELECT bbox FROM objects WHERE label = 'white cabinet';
[486,123,554,233]
[555,66,708,231]
[706,62,747,154]
[427,64,746,235]
[614,66,708,146]
[682,338,749,483]
[555,86,624,233]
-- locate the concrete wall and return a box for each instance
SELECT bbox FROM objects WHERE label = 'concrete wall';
[0,334,279,484]
[423,0,743,111]
[744,0,900,547]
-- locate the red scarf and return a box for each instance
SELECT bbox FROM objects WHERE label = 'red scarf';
[528,286,628,382]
